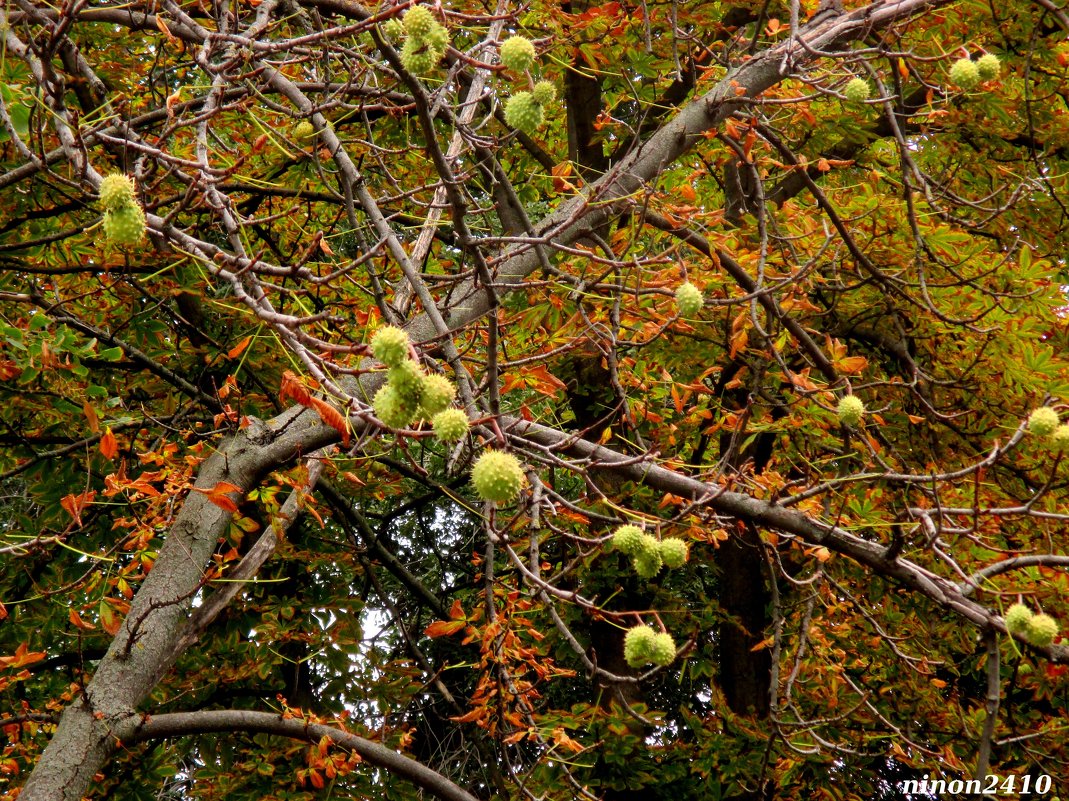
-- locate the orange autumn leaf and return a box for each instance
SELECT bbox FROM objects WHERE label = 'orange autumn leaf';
[83,400,99,434]
[61,491,96,526]
[449,707,487,724]
[227,335,252,359]
[836,356,868,375]
[551,727,585,754]
[99,427,118,460]
[69,608,96,631]
[193,481,243,513]
[425,619,466,638]
[309,397,350,445]
[279,370,312,406]
[0,642,46,669]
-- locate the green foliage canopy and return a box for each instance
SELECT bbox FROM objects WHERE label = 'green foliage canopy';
[0,0,1067,799]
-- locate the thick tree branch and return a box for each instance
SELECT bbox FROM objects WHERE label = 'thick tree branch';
[133,710,480,801]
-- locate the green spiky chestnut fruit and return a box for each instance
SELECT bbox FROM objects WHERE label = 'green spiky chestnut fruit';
[1025,613,1058,647]
[371,326,409,368]
[1052,424,1069,450]
[612,524,644,554]
[949,57,980,89]
[388,359,426,402]
[660,538,689,569]
[504,92,544,134]
[293,121,315,140]
[1004,603,1033,635]
[843,77,870,102]
[499,35,536,72]
[99,173,136,211]
[1027,406,1059,436]
[623,624,657,668]
[102,204,146,246]
[421,21,449,56]
[675,282,703,316]
[431,408,469,442]
[400,37,437,75]
[383,17,404,41]
[374,384,416,430]
[532,80,556,105]
[837,395,865,427]
[632,534,663,578]
[649,632,676,666]
[402,5,435,37]
[419,373,456,417]
[976,53,1000,80]
[471,450,525,503]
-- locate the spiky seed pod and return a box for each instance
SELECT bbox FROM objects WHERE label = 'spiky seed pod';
[382,17,404,41]
[612,524,644,555]
[532,80,556,106]
[102,204,146,246]
[648,632,676,666]
[1025,613,1059,647]
[402,5,435,37]
[1004,603,1033,635]
[675,282,703,317]
[632,550,663,578]
[418,373,456,418]
[371,326,410,368]
[98,173,137,211]
[431,408,469,443]
[1052,424,1069,450]
[976,53,1001,80]
[632,534,663,578]
[471,450,526,503]
[659,538,689,569]
[623,625,658,668]
[421,21,450,57]
[374,384,417,430]
[1027,406,1059,436]
[293,121,315,140]
[837,395,865,427]
[843,77,871,102]
[400,37,437,75]
[636,533,660,559]
[504,92,544,135]
[949,57,981,89]
[499,35,536,73]
[388,359,426,404]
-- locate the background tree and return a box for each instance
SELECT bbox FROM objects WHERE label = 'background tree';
[0,0,1067,800]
